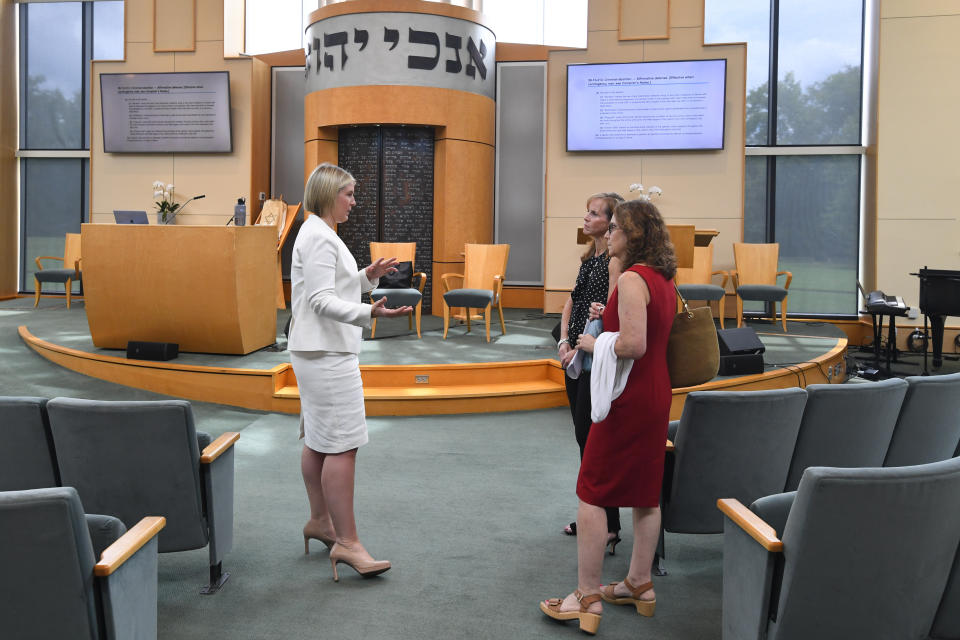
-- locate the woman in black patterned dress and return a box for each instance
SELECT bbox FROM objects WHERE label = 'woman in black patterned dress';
[557,192,623,549]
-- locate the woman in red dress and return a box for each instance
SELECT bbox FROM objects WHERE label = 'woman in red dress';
[540,199,677,634]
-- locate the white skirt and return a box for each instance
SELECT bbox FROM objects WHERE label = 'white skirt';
[290,350,369,454]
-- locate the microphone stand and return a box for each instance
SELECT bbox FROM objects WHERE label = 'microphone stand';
[165,194,205,225]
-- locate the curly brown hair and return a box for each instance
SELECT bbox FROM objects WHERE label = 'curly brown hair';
[614,199,677,280]
[580,192,624,262]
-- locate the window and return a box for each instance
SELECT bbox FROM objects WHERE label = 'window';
[707,0,866,317]
[18,1,124,293]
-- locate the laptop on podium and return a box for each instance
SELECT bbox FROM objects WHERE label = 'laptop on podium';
[113,210,149,224]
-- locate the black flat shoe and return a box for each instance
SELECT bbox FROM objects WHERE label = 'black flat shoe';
[563,521,577,536]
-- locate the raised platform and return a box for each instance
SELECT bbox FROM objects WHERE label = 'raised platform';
[16,302,847,418]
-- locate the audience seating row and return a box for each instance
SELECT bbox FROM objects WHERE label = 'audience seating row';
[0,396,239,595]
[656,372,960,639]
[658,372,960,568]
[0,486,165,640]
[718,450,960,639]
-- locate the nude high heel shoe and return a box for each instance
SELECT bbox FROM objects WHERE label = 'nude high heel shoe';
[302,522,336,554]
[329,543,391,581]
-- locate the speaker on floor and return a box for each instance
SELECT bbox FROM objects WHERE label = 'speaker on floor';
[718,353,764,376]
[126,341,179,361]
[717,327,766,356]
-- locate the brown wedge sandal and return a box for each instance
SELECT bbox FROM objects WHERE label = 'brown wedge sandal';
[540,589,603,634]
[600,577,656,617]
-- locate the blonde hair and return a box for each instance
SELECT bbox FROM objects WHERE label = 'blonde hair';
[614,199,677,280]
[581,192,624,262]
[304,163,355,217]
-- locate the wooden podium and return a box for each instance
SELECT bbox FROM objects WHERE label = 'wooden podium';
[81,224,277,355]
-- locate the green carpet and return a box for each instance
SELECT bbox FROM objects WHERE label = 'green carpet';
[2,296,725,639]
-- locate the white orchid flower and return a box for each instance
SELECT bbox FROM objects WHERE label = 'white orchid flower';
[166,184,175,193]
[629,183,643,192]
[153,190,164,199]
[152,180,163,189]
[648,186,662,196]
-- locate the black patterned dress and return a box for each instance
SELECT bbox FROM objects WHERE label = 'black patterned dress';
[563,250,620,533]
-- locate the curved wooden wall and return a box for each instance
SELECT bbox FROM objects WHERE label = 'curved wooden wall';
[304,0,496,314]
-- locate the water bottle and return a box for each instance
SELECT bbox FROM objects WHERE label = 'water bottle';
[234,197,246,226]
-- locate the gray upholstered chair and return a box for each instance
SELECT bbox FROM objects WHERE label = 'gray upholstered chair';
[658,388,807,571]
[884,371,960,467]
[676,244,729,329]
[663,388,807,534]
[718,457,960,640]
[932,540,960,640]
[730,242,792,331]
[0,486,165,640]
[783,378,907,491]
[369,241,426,339]
[441,243,510,342]
[47,397,239,594]
[0,396,59,491]
[34,232,82,308]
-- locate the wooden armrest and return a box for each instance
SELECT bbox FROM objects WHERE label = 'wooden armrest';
[200,432,240,463]
[712,270,729,289]
[665,439,674,452]
[493,274,504,297]
[777,270,793,289]
[414,272,428,294]
[717,499,783,552]
[94,516,166,576]
[440,273,463,293]
[34,256,63,270]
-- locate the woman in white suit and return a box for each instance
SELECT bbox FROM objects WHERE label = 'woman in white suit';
[289,163,411,581]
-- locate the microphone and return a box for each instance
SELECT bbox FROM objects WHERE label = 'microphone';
[166,194,205,225]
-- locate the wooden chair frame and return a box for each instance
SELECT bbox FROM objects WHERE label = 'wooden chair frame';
[369,242,426,339]
[675,244,729,329]
[730,242,793,332]
[34,233,82,309]
[440,244,510,342]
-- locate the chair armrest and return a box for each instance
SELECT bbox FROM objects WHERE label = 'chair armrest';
[200,432,240,464]
[776,271,793,290]
[712,270,729,289]
[34,256,63,270]
[719,499,780,640]
[94,516,166,576]
[728,269,739,288]
[665,439,674,452]
[414,272,427,294]
[440,273,463,293]
[717,499,783,551]
[493,274,504,300]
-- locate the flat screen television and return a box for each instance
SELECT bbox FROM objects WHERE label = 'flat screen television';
[100,71,233,153]
[567,59,727,152]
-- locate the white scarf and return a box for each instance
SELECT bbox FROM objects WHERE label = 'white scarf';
[590,331,633,423]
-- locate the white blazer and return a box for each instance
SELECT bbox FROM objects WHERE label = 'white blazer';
[287,215,378,354]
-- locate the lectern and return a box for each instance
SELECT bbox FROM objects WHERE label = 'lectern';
[81,224,277,354]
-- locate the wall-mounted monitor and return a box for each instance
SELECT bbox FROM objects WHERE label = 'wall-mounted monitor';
[567,59,727,152]
[100,71,233,153]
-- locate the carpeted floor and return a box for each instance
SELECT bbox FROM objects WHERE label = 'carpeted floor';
[2,296,725,639]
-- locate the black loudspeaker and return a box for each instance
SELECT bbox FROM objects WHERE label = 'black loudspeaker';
[718,353,764,376]
[126,341,179,361]
[717,327,766,356]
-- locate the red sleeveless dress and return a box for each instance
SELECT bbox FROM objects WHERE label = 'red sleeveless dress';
[576,264,675,508]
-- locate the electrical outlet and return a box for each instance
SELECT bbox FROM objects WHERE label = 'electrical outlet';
[415,375,429,384]
[258,192,266,201]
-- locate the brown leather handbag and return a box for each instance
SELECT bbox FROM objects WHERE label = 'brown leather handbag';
[667,283,719,388]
